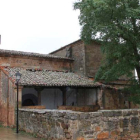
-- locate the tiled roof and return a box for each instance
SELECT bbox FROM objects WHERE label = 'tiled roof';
[0,49,73,61]
[1,67,101,87]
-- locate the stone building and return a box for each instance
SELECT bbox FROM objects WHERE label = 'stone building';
[0,40,136,126]
[50,39,101,78]
[50,39,131,88]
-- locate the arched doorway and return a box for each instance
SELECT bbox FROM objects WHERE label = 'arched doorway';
[22,99,35,106]
[22,94,38,106]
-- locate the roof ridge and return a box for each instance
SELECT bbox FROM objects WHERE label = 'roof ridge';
[50,39,82,54]
[1,66,72,73]
[0,49,74,61]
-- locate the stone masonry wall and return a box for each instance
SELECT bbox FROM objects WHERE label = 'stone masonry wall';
[19,109,140,140]
[51,40,86,76]
[85,42,102,78]
[102,89,139,110]
[0,55,72,71]
[51,40,103,77]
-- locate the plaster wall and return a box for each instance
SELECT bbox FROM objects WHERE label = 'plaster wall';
[41,88,62,109]
[0,71,15,126]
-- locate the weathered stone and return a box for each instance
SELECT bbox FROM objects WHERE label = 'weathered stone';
[61,123,68,129]
[70,114,79,120]
[131,117,139,126]
[76,137,85,140]
[110,130,120,138]
[95,126,101,132]
[18,109,140,140]
[123,110,132,116]
[130,133,139,138]
[107,120,118,130]
[65,133,71,139]
[80,113,90,119]
[113,111,122,116]
[90,112,101,118]
[120,118,130,128]
[97,131,109,139]
[102,111,114,117]
[84,130,94,135]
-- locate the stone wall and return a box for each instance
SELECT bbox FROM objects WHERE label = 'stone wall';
[51,40,86,76]
[51,40,104,77]
[103,88,128,110]
[85,42,102,78]
[19,109,140,140]
[102,88,139,110]
[0,55,72,71]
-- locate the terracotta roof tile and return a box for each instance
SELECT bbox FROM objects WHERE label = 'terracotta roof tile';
[2,67,101,87]
[0,49,73,60]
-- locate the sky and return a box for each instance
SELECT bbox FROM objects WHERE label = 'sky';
[0,0,81,54]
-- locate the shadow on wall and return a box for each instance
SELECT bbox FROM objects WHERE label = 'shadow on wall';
[22,94,38,106]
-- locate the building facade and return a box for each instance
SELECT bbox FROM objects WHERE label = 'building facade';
[0,40,137,126]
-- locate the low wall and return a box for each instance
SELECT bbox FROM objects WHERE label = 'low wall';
[19,109,140,140]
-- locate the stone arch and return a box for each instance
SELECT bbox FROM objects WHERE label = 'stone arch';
[22,94,38,106]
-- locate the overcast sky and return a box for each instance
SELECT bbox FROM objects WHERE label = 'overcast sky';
[0,0,81,54]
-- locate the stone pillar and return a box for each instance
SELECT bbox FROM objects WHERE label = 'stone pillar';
[98,88,104,109]
[35,88,44,105]
[14,86,23,108]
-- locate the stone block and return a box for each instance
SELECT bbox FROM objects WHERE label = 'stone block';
[84,130,94,135]
[130,133,139,138]
[102,111,114,117]
[90,112,101,118]
[123,110,132,116]
[131,117,139,126]
[120,118,130,128]
[95,126,101,132]
[107,120,119,131]
[77,137,85,140]
[110,130,120,138]
[80,113,90,119]
[97,131,109,139]
[65,133,71,139]
[61,122,68,129]
[113,111,122,116]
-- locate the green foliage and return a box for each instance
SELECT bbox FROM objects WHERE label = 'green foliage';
[74,0,140,104]
[124,78,140,104]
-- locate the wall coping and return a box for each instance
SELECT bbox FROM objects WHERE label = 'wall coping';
[19,108,140,114]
